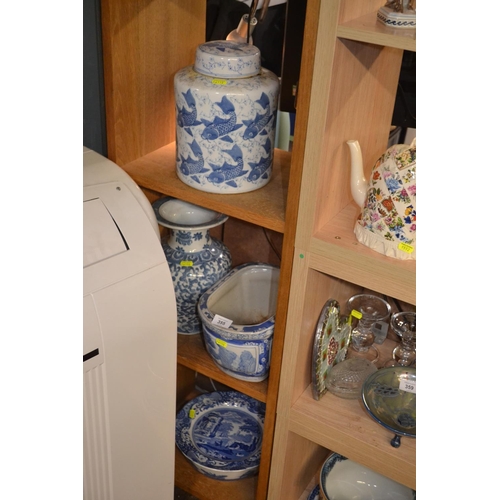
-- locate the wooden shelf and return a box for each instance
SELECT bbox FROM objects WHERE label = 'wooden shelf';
[175,448,257,500]
[338,11,416,52]
[269,2,417,494]
[289,386,416,490]
[285,339,416,491]
[121,142,291,233]
[309,202,416,305]
[177,334,268,403]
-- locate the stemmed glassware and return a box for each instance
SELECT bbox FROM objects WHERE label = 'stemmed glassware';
[385,311,416,367]
[346,294,392,353]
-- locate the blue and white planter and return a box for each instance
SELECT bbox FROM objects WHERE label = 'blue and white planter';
[153,197,232,335]
[174,40,280,194]
[198,263,280,382]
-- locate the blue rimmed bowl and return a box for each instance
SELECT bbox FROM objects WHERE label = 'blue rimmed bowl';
[175,391,265,480]
[198,262,280,382]
[319,452,414,500]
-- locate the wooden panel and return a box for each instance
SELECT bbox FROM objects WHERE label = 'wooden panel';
[121,143,291,233]
[254,0,323,496]
[338,0,387,23]
[176,364,196,412]
[101,0,206,166]
[314,39,403,230]
[272,433,329,500]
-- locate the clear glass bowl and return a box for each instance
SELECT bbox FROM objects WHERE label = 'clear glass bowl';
[325,358,377,399]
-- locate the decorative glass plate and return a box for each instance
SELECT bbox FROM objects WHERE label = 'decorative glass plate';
[175,391,265,472]
[311,299,351,400]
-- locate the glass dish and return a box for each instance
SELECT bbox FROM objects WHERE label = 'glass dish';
[361,367,416,448]
[325,358,377,399]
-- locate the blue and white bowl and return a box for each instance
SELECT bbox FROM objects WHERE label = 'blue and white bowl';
[319,453,415,500]
[198,262,280,382]
[175,391,265,481]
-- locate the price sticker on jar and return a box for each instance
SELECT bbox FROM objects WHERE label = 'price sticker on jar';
[399,377,416,394]
[348,309,362,325]
[211,78,227,85]
[211,314,233,328]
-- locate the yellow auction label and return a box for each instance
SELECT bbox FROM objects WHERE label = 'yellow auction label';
[212,78,227,85]
[351,309,363,320]
[398,242,414,254]
[180,261,193,266]
[215,338,228,348]
[189,409,196,419]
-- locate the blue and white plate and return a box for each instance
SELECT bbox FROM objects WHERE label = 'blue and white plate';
[176,391,266,480]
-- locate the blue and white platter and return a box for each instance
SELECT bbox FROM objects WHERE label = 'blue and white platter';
[175,391,266,481]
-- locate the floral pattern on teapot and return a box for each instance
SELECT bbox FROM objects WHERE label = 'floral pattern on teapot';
[361,145,416,244]
[348,138,416,260]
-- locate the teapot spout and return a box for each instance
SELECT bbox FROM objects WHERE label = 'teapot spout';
[347,140,368,208]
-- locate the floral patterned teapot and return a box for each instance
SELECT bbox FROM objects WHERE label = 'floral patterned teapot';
[347,138,416,260]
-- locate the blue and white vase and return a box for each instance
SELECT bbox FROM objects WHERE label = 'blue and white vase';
[152,197,232,335]
[174,40,280,194]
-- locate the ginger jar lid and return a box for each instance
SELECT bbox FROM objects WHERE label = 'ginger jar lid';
[194,40,261,78]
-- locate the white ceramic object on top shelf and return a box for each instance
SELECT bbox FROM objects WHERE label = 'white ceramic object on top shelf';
[377,1,416,29]
[174,40,280,194]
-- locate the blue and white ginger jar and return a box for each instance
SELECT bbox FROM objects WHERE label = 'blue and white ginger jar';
[174,40,280,194]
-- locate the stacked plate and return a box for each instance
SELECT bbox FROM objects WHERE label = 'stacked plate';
[175,391,266,481]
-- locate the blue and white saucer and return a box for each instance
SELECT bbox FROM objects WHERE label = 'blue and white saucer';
[176,391,266,480]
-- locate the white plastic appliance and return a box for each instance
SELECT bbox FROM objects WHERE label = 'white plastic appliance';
[83,147,177,500]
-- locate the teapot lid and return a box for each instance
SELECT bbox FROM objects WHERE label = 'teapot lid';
[194,40,261,78]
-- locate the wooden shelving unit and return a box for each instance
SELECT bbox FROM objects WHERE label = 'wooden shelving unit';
[267,1,416,498]
[100,0,416,498]
[99,0,317,498]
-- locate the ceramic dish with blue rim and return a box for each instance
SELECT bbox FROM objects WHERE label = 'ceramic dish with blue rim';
[319,452,415,500]
[175,391,265,480]
[307,484,320,500]
[152,196,228,230]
